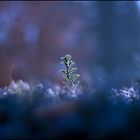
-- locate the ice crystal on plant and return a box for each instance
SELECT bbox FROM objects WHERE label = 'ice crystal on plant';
[60,54,80,88]
[60,54,82,97]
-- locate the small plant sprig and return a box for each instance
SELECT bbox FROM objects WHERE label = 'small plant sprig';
[60,54,80,90]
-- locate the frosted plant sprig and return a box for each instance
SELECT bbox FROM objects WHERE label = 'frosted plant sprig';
[60,54,80,89]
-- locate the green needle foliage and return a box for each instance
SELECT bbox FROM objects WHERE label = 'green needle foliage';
[60,54,80,89]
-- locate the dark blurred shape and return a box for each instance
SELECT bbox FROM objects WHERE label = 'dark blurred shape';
[0,89,140,139]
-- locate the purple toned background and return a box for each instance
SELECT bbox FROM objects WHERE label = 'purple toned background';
[0,1,140,90]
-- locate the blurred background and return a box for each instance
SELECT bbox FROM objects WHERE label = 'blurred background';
[0,1,140,90]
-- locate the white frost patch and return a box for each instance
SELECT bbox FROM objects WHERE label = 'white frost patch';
[112,85,139,103]
[6,80,30,94]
